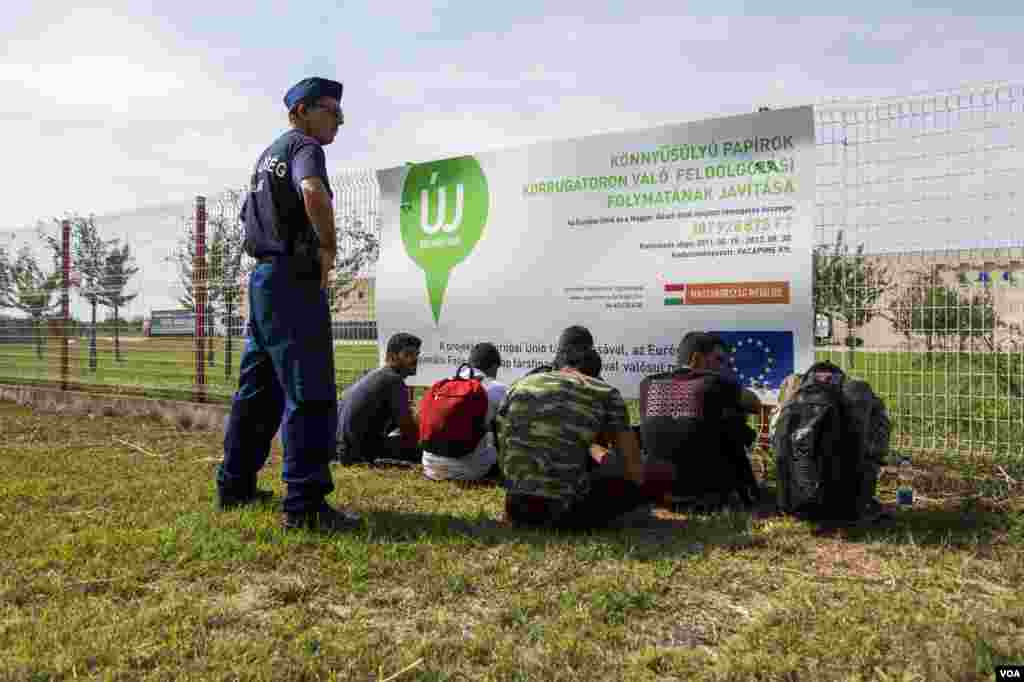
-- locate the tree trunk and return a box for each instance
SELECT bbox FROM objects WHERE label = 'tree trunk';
[845,324,857,370]
[34,318,43,360]
[114,305,121,362]
[89,301,97,371]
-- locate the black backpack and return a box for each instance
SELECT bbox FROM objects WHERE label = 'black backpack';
[772,362,861,520]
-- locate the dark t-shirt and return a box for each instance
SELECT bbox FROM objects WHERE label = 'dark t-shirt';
[337,367,411,457]
[241,129,332,267]
[638,368,743,465]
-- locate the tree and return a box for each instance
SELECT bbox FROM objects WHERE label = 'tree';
[889,266,937,350]
[42,216,119,371]
[329,212,381,316]
[889,272,1000,352]
[169,190,381,376]
[813,230,891,362]
[97,243,139,363]
[952,274,1001,352]
[170,190,250,373]
[0,244,61,358]
[0,243,9,302]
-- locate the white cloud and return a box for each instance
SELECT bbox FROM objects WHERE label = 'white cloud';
[0,58,187,106]
[1,5,1022,317]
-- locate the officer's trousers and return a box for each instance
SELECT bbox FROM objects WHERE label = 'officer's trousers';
[219,260,337,513]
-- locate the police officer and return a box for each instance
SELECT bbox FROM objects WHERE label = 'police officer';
[216,77,359,532]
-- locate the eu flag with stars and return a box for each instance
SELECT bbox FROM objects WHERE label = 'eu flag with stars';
[709,331,794,390]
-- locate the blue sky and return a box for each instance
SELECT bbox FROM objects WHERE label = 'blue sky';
[1,1,1021,316]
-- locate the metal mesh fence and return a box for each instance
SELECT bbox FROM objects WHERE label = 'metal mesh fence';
[814,82,1024,456]
[0,173,382,403]
[1,82,1022,455]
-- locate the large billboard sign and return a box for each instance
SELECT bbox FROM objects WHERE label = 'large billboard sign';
[376,106,816,399]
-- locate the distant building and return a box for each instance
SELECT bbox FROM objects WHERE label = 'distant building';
[333,277,375,322]
[827,246,1024,350]
[236,276,375,320]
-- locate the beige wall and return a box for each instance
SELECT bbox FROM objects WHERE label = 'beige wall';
[827,248,1024,350]
[333,277,375,322]
[236,275,376,323]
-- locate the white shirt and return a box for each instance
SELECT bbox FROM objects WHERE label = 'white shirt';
[422,367,508,481]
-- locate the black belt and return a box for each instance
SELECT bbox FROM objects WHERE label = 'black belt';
[256,255,279,264]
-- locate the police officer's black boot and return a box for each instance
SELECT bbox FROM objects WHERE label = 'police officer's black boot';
[283,502,362,533]
[215,467,275,510]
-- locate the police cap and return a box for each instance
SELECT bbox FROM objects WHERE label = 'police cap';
[283,77,344,111]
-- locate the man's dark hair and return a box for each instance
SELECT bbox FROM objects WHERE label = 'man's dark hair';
[556,325,594,351]
[677,331,726,367]
[469,342,501,373]
[386,332,422,356]
[553,343,590,371]
[579,347,602,378]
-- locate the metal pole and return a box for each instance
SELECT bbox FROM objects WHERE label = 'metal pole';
[194,196,207,402]
[61,219,70,390]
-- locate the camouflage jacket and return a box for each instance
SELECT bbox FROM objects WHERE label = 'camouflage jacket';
[496,370,629,500]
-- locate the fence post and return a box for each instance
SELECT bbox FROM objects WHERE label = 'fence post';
[194,196,207,403]
[61,219,70,390]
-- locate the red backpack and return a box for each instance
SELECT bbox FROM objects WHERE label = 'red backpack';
[418,364,490,458]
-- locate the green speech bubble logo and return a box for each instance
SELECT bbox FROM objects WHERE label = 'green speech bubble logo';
[400,156,489,324]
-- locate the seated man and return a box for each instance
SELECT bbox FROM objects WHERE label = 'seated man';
[496,334,674,530]
[336,333,421,466]
[422,342,508,482]
[522,324,594,377]
[639,331,762,509]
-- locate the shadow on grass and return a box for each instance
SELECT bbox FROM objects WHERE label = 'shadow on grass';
[815,502,1016,547]
[211,479,1019,564]
[745,483,1015,548]
[355,503,759,563]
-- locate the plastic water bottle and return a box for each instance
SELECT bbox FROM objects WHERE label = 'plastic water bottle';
[896,456,914,508]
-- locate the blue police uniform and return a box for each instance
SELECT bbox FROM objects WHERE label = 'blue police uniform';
[217,78,342,514]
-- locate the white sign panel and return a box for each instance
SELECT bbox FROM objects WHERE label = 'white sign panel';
[376,106,816,399]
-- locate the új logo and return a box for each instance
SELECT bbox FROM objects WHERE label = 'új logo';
[400,156,489,324]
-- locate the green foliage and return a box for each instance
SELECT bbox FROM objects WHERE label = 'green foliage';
[39,216,140,366]
[171,189,249,318]
[889,271,1000,351]
[97,243,139,312]
[0,244,60,316]
[813,230,891,334]
[0,243,61,359]
[590,588,656,625]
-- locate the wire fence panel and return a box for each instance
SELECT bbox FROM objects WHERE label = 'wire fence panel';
[1,83,1022,456]
[814,82,1024,457]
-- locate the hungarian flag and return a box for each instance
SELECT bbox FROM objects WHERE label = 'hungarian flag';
[709,331,794,389]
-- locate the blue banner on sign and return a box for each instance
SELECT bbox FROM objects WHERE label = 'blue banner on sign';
[709,331,795,389]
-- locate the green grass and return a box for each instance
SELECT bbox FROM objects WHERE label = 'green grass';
[0,337,378,402]
[815,349,1024,456]
[2,340,1023,455]
[1,401,1023,680]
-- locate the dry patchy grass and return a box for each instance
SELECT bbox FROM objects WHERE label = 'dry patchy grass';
[1,400,1023,681]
